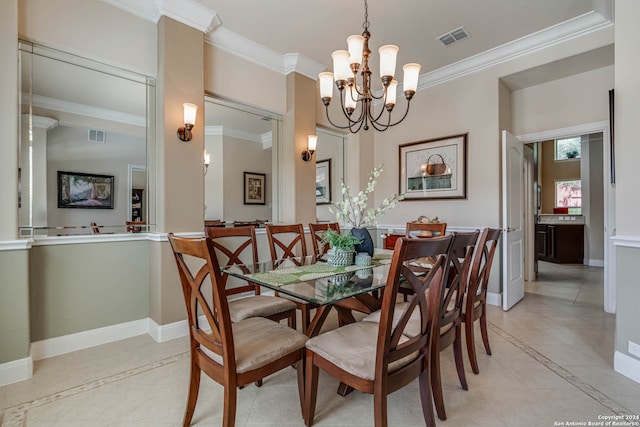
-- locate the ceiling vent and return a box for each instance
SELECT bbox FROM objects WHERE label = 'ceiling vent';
[88,129,106,144]
[437,26,471,47]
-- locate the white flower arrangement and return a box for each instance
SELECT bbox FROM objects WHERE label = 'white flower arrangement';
[329,165,405,228]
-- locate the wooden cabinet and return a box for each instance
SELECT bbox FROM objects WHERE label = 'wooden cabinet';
[536,223,584,264]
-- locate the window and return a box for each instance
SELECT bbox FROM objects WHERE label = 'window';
[555,179,581,214]
[554,137,581,160]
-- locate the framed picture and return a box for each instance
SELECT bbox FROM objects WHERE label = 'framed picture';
[399,133,468,200]
[315,159,332,205]
[244,172,266,205]
[57,171,114,209]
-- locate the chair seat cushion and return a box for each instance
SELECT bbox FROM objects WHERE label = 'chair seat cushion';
[305,321,418,381]
[203,317,307,373]
[228,295,297,322]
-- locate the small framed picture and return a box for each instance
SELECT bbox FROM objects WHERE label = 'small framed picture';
[244,172,266,205]
[316,159,332,205]
[57,171,114,209]
[399,133,468,200]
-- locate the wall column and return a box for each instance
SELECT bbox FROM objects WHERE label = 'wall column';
[278,72,317,224]
[149,16,205,327]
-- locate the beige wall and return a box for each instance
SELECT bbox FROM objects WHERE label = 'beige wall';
[0,250,30,364]
[511,66,614,136]
[18,0,157,76]
[29,241,149,341]
[540,140,581,214]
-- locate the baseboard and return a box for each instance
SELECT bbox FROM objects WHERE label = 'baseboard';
[586,258,604,267]
[30,318,148,361]
[486,292,502,307]
[148,317,189,343]
[0,356,33,386]
[614,351,640,385]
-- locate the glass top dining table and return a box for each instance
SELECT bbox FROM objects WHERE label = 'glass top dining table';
[221,254,393,307]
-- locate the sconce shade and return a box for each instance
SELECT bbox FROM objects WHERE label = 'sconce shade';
[183,103,198,126]
[178,103,198,142]
[302,134,317,162]
[308,135,318,151]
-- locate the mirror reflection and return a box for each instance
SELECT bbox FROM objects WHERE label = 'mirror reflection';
[315,128,346,222]
[204,97,279,226]
[18,42,154,236]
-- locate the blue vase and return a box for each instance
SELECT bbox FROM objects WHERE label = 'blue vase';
[350,227,374,256]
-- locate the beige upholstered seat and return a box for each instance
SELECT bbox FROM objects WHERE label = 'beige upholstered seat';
[228,295,297,323]
[168,234,307,427]
[202,316,307,373]
[304,236,452,427]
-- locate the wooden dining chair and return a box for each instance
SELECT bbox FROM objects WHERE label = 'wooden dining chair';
[430,230,479,421]
[308,222,340,258]
[304,236,452,427]
[462,227,502,374]
[266,224,313,330]
[126,221,146,233]
[205,226,297,331]
[405,222,447,238]
[168,233,308,427]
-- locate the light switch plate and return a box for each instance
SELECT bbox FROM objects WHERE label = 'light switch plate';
[628,341,640,358]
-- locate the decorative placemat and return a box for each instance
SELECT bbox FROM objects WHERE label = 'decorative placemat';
[247,256,392,287]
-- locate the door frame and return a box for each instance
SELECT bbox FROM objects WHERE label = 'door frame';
[516,120,615,313]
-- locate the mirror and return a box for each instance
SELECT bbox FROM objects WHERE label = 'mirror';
[315,128,346,222]
[18,41,154,236]
[204,96,281,225]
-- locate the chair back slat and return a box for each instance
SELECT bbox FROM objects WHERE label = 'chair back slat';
[266,224,308,265]
[168,234,235,365]
[438,231,479,330]
[467,228,502,311]
[205,226,259,295]
[377,236,452,370]
[309,222,340,257]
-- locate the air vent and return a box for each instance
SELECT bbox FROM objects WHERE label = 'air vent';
[437,26,470,47]
[88,129,106,144]
[259,116,272,122]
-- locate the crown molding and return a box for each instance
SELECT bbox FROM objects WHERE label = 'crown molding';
[21,115,59,130]
[101,0,220,33]
[283,53,325,80]
[23,93,146,127]
[205,125,262,144]
[417,10,612,91]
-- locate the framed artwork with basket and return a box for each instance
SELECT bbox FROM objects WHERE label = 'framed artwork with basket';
[399,133,468,200]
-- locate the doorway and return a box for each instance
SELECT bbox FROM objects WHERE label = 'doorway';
[514,121,615,313]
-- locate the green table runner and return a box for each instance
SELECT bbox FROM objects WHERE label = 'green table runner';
[247,254,393,287]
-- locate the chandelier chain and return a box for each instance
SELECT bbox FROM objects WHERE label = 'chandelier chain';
[363,0,370,32]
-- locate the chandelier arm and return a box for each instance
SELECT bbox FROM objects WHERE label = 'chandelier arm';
[367,98,390,125]
[368,111,393,132]
[323,105,357,130]
[385,100,413,127]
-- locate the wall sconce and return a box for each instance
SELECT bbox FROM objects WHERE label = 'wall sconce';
[177,103,198,142]
[302,134,317,161]
[204,150,210,174]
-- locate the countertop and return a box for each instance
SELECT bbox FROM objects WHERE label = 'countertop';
[537,214,584,225]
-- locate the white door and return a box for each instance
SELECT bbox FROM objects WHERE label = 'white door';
[502,130,525,310]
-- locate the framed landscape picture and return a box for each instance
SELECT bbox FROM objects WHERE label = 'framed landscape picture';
[399,133,468,200]
[244,172,266,205]
[57,171,114,209]
[315,159,332,205]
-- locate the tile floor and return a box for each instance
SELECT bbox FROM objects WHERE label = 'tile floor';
[1,261,639,426]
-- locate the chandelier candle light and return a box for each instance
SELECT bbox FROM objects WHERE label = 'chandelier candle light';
[318,0,421,133]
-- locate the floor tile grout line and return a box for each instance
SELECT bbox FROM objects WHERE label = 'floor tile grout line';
[1,351,189,427]
[488,321,630,415]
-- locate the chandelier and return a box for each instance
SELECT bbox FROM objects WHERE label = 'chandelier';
[318,0,421,133]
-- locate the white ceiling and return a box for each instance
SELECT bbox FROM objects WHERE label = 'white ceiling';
[204,0,600,76]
